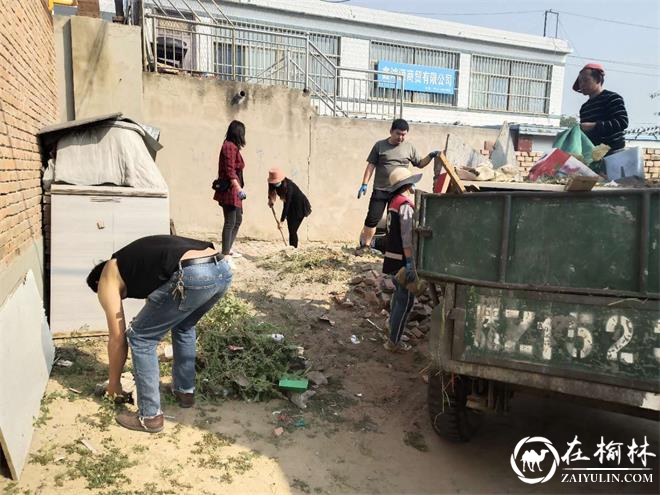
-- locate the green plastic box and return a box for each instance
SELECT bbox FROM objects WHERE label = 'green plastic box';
[278,378,308,392]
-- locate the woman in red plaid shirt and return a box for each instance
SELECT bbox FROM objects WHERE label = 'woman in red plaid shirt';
[213,120,247,257]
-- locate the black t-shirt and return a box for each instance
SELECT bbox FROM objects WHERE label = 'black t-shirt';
[112,235,214,298]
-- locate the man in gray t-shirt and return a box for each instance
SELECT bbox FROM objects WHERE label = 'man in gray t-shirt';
[356,118,438,252]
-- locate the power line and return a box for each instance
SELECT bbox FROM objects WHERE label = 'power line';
[386,10,545,17]
[565,62,659,78]
[568,55,660,69]
[385,8,658,30]
[558,19,583,58]
[557,11,659,30]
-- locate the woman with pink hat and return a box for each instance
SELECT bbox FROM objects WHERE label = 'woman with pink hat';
[574,63,628,155]
[267,168,311,248]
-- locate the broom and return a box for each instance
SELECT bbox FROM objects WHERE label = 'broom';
[270,205,288,246]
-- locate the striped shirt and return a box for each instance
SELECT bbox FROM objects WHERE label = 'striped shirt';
[579,89,628,151]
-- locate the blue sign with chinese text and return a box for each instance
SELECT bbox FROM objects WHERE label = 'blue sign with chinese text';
[377,60,456,95]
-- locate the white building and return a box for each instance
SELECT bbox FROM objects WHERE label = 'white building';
[133,0,571,127]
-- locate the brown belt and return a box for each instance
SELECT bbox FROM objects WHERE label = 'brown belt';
[180,253,223,267]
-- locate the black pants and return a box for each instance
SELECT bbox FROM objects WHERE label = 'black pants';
[221,205,243,255]
[287,217,303,248]
[364,189,391,228]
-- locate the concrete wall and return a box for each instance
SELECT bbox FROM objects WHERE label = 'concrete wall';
[59,16,500,242]
[0,0,57,305]
[142,73,499,241]
[69,15,143,120]
[142,73,314,240]
[53,16,75,122]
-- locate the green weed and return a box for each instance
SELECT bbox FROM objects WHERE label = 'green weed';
[30,444,58,465]
[292,478,311,493]
[195,294,304,401]
[34,391,67,427]
[403,431,429,452]
[257,247,354,285]
[63,442,137,489]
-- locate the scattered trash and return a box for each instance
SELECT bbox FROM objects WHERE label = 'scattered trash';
[306,371,328,386]
[350,335,361,345]
[271,333,285,343]
[94,373,137,404]
[67,387,81,394]
[79,439,99,455]
[355,393,363,398]
[294,418,306,428]
[318,315,335,326]
[273,427,284,437]
[289,390,316,409]
[157,344,174,362]
[368,337,378,342]
[234,373,251,388]
[55,359,73,368]
[227,345,244,352]
[365,319,384,333]
[279,378,309,392]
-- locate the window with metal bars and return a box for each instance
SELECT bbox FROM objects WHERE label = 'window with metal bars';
[470,55,552,114]
[152,11,340,91]
[369,41,460,106]
[221,20,339,92]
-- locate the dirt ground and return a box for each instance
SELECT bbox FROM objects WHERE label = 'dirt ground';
[1,240,658,495]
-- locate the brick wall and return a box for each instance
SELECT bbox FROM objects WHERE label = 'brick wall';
[512,148,660,179]
[515,151,544,176]
[644,149,660,180]
[0,1,57,268]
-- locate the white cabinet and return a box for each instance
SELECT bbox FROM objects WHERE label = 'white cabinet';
[49,185,170,335]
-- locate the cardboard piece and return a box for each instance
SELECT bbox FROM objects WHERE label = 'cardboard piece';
[0,271,54,480]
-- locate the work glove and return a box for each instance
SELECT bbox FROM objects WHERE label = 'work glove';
[404,257,417,284]
[238,190,247,200]
[357,183,368,199]
[428,150,440,159]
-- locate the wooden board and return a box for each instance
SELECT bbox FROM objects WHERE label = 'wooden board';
[565,176,600,192]
[437,153,466,193]
[0,271,54,480]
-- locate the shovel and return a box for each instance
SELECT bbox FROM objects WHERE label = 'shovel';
[270,205,288,246]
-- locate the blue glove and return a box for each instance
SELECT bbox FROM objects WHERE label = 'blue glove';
[428,150,440,159]
[238,190,247,200]
[357,183,368,199]
[404,257,417,283]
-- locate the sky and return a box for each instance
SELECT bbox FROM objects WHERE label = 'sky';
[346,0,660,129]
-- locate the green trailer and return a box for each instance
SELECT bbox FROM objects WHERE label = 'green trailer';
[415,187,660,441]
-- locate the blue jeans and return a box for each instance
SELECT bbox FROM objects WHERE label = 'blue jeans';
[127,259,232,417]
[389,276,415,344]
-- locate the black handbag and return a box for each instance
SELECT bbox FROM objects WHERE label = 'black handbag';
[212,178,231,192]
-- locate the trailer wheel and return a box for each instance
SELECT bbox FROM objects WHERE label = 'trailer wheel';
[427,370,480,442]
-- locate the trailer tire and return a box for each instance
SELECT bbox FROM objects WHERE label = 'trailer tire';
[427,370,480,442]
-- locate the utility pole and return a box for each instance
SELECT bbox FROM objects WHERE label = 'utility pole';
[543,10,559,38]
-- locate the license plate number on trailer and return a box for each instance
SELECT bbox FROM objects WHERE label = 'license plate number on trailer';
[457,286,660,386]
